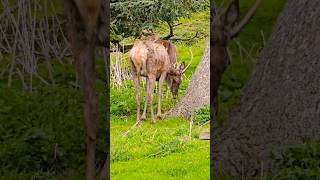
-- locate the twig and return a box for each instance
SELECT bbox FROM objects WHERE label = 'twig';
[151,129,157,141]
[233,39,255,62]
[122,121,141,137]
[189,115,193,138]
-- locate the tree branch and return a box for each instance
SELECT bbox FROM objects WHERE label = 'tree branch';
[170,32,199,41]
[162,21,174,40]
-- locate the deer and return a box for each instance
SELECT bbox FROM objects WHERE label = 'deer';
[129,38,192,125]
[140,31,185,98]
[211,0,261,117]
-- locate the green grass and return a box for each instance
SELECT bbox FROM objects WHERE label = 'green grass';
[111,118,209,180]
[110,10,210,179]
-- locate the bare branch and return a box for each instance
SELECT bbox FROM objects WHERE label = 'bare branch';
[230,0,262,38]
[170,32,199,41]
[162,21,174,40]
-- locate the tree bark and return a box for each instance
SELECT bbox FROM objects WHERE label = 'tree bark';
[211,0,320,178]
[167,46,210,119]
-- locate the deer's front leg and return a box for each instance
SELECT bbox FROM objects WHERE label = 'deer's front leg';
[147,75,156,124]
[157,72,166,119]
[133,73,141,123]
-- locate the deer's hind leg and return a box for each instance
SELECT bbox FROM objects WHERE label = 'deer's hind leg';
[132,72,141,124]
[147,75,156,124]
[157,72,166,119]
[141,77,148,121]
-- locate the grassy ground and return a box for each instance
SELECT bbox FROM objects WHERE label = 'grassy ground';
[110,11,210,179]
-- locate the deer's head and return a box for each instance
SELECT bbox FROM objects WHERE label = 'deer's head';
[166,48,193,99]
[166,62,185,99]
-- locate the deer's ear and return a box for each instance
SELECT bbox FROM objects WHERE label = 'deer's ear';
[224,0,239,29]
[179,62,185,72]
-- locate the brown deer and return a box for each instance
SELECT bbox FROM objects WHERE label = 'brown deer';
[211,0,261,117]
[140,31,185,98]
[129,38,191,125]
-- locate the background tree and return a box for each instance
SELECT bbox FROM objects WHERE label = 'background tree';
[212,0,320,178]
[110,0,209,46]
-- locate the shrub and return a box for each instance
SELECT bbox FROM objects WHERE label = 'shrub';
[193,105,210,125]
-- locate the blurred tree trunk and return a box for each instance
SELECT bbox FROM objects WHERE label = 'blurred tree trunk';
[211,0,320,178]
[61,0,108,179]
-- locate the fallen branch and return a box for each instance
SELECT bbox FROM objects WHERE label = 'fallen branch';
[122,121,142,137]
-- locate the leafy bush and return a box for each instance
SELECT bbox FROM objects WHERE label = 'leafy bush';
[193,105,210,125]
[268,139,320,180]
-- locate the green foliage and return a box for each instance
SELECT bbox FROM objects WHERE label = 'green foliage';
[0,58,108,178]
[193,106,210,125]
[268,139,320,180]
[0,86,107,178]
[110,0,209,42]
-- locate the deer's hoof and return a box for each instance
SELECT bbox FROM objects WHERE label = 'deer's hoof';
[151,119,156,125]
[157,114,162,120]
[140,115,146,122]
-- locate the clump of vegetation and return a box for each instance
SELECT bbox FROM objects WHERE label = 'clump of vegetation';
[268,139,320,180]
[193,105,210,125]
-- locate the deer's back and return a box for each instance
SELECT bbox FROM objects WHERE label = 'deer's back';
[155,39,177,65]
[129,40,170,77]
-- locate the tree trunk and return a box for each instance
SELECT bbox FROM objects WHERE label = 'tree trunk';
[211,0,320,178]
[167,46,210,119]
[61,1,107,179]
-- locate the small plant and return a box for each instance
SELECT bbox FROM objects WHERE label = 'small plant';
[111,150,133,163]
[268,138,320,180]
[150,139,187,158]
[193,105,210,125]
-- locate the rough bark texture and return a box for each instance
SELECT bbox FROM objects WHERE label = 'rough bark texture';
[211,0,320,178]
[167,47,210,119]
